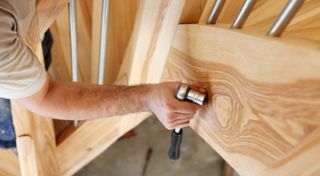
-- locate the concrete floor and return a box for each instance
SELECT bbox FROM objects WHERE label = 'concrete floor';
[76,117,224,176]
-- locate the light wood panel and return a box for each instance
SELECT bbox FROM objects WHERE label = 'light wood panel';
[0,149,20,176]
[57,0,185,175]
[162,24,320,176]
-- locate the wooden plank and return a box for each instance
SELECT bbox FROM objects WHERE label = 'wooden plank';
[57,115,148,176]
[57,0,185,175]
[162,24,320,176]
[117,0,186,85]
[0,149,20,176]
[16,137,41,176]
[263,128,320,176]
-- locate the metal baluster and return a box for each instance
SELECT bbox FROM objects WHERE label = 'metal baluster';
[231,0,257,29]
[69,0,79,127]
[98,0,110,85]
[207,0,226,24]
[267,0,305,37]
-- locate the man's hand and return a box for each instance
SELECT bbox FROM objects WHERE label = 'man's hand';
[147,82,204,130]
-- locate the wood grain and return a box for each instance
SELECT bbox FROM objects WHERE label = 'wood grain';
[0,149,20,176]
[162,24,320,176]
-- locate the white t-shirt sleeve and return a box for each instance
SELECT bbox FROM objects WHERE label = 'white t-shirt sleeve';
[0,11,46,99]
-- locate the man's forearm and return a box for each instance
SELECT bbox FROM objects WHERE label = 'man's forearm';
[18,75,201,129]
[25,80,152,120]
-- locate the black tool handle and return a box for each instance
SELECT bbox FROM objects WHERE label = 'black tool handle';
[168,129,183,160]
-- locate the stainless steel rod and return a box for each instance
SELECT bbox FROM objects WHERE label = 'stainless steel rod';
[231,0,256,29]
[69,0,79,127]
[98,0,110,85]
[207,0,226,24]
[267,0,305,37]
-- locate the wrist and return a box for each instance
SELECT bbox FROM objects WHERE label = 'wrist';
[143,84,155,112]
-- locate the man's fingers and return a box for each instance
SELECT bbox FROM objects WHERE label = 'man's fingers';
[173,121,190,129]
[167,113,193,122]
[171,99,199,114]
[188,84,207,93]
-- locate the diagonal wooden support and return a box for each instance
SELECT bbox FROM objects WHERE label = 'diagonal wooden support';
[57,0,186,175]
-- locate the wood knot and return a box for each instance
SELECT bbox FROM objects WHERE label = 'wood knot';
[212,95,233,128]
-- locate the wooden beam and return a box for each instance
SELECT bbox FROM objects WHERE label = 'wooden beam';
[0,149,20,176]
[116,0,186,85]
[57,0,185,175]
[162,24,320,176]
[57,115,149,175]
[16,137,41,176]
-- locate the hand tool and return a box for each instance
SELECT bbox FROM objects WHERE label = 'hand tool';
[168,83,208,160]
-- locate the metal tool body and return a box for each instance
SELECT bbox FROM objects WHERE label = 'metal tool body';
[168,83,208,160]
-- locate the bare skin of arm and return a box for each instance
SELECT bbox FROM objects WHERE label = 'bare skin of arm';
[17,74,201,129]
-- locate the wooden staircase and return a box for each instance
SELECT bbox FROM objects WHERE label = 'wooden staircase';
[1,0,319,175]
